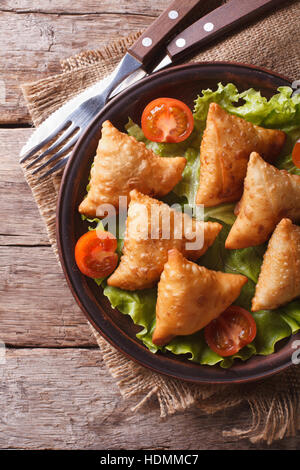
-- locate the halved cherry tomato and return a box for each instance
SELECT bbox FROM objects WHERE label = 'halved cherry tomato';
[204,306,257,357]
[141,97,194,143]
[292,140,300,168]
[75,230,118,278]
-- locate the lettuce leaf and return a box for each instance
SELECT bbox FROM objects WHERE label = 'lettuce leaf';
[103,284,158,353]
[193,83,300,131]
[88,83,300,367]
[126,117,202,206]
[103,223,300,368]
[204,204,236,226]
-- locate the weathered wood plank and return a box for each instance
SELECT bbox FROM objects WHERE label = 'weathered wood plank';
[0,0,222,124]
[0,348,298,450]
[1,0,166,15]
[0,132,95,349]
[0,128,97,346]
[0,5,163,124]
[0,245,97,346]
[0,129,50,245]
[2,1,299,451]
[1,130,95,347]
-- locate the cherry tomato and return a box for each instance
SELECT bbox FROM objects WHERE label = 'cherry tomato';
[75,230,118,278]
[204,306,257,357]
[141,97,194,143]
[292,140,300,168]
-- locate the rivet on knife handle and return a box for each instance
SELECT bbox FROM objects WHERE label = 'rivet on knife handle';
[128,0,209,68]
[166,0,286,63]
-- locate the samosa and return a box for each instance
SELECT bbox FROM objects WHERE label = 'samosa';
[152,249,248,346]
[79,121,186,216]
[107,190,222,291]
[196,103,286,207]
[226,153,300,249]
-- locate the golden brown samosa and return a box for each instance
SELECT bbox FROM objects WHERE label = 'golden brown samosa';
[79,120,186,216]
[107,190,222,291]
[152,249,248,346]
[226,153,300,249]
[196,103,286,207]
[252,219,300,311]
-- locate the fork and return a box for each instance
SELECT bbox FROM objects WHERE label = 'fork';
[20,0,287,179]
[20,0,209,179]
[20,61,144,179]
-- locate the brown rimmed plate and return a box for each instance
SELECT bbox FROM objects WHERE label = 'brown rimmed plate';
[57,62,300,384]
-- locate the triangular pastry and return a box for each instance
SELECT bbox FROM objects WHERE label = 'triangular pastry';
[152,249,248,346]
[226,152,300,249]
[252,219,300,311]
[107,190,222,290]
[196,103,286,207]
[79,120,187,216]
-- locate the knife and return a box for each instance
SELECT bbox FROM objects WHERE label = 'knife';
[20,0,285,165]
[20,0,206,159]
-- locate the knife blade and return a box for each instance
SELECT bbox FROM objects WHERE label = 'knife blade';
[20,52,143,158]
[20,0,206,159]
[21,0,285,162]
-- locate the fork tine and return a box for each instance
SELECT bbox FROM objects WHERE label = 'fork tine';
[38,154,71,180]
[31,132,80,175]
[20,119,72,163]
[26,124,78,169]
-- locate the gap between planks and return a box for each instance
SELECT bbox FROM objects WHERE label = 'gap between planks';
[1,348,298,450]
[1,128,98,347]
[0,2,166,124]
[0,9,156,18]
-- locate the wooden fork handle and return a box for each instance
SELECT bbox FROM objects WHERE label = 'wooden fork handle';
[128,1,210,67]
[166,0,286,62]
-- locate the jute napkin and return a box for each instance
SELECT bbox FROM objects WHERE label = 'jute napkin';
[20,1,300,444]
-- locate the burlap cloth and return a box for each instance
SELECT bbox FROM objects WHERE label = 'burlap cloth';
[20,1,300,445]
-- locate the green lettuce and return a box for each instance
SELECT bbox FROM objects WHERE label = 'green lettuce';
[193,83,300,131]
[125,118,202,206]
[103,224,300,368]
[86,83,300,368]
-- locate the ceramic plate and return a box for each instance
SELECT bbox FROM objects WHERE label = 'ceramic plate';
[57,62,300,383]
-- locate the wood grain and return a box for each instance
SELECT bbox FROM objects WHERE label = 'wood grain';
[1,132,96,347]
[0,348,298,450]
[0,1,169,124]
[2,125,299,448]
[0,129,49,245]
[1,1,299,450]
[1,0,166,15]
[0,245,97,347]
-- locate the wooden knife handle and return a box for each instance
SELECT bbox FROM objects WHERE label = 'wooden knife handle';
[128,0,210,67]
[166,0,286,62]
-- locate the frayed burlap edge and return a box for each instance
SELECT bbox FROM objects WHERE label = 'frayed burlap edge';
[60,32,143,73]
[20,1,300,445]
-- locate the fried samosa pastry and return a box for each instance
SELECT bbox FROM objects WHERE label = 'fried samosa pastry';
[252,219,300,311]
[226,153,300,249]
[79,121,187,217]
[152,249,248,346]
[196,103,286,207]
[107,190,222,290]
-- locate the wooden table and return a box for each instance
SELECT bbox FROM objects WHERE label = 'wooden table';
[1,0,299,450]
